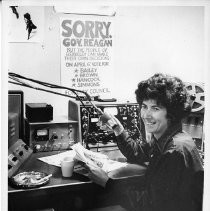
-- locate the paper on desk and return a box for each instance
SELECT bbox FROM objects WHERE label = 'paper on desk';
[38,143,128,173]
[72,143,128,172]
[71,143,108,168]
[38,150,76,167]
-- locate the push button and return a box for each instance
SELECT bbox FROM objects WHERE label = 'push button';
[19,151,23,156]
[12,156,18,162]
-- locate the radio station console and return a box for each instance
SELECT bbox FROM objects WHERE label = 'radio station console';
[68,100,140,149]
[25,117,78,152]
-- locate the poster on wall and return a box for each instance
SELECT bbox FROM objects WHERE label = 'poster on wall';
[8,6,44,42]
[60,15,114,99]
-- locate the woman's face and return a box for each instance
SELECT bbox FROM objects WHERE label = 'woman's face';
[140,99,169,139]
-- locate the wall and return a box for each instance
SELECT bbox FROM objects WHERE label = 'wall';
[8,5,205,117]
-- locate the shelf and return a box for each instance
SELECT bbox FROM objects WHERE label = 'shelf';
[25,116,78,125]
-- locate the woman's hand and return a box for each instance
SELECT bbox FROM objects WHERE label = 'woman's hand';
[97,113,124,136]
[84,162,109,188]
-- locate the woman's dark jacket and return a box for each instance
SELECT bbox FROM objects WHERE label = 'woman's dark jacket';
[113,123,204,211]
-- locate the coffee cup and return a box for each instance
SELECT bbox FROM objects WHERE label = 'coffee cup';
[61,156,75,177]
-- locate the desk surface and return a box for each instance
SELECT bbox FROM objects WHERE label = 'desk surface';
[8,149,146,211]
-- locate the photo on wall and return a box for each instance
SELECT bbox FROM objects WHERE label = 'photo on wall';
[7,6,44,43]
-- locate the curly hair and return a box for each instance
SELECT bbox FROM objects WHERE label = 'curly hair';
[135,73,192,123]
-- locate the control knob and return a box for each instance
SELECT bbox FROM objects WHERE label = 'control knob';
[83,123,88,129]
[82,108,88,114]
[82,116,88,121]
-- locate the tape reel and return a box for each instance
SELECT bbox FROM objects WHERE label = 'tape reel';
[185,82,204,112]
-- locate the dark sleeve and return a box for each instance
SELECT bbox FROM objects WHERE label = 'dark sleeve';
[183,144,204,211]
[149,151,190,211]
[151,142,204,211]
[105,178,114,190]
[191,171,204,211]
[116,130,150,164]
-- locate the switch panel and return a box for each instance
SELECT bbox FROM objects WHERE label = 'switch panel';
[8,139,33,178]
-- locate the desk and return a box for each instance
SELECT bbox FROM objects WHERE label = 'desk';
[8,150,146,211]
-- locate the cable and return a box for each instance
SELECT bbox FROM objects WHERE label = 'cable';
[9,72,89,100]
[9,72,105,148]
[9,80,76,99]
[8,72,104,116]
[131,119,147,156]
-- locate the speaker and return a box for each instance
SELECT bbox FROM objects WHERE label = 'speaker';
[8,113,19,148]
[25,103,53,122]
[8,90,24,143]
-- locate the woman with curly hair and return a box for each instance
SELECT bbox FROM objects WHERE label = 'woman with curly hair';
[85,73,204,211]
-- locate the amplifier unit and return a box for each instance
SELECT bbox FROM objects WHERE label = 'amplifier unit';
[8,139,33,178]
[25,117,78,152]
[68,100,140,149]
